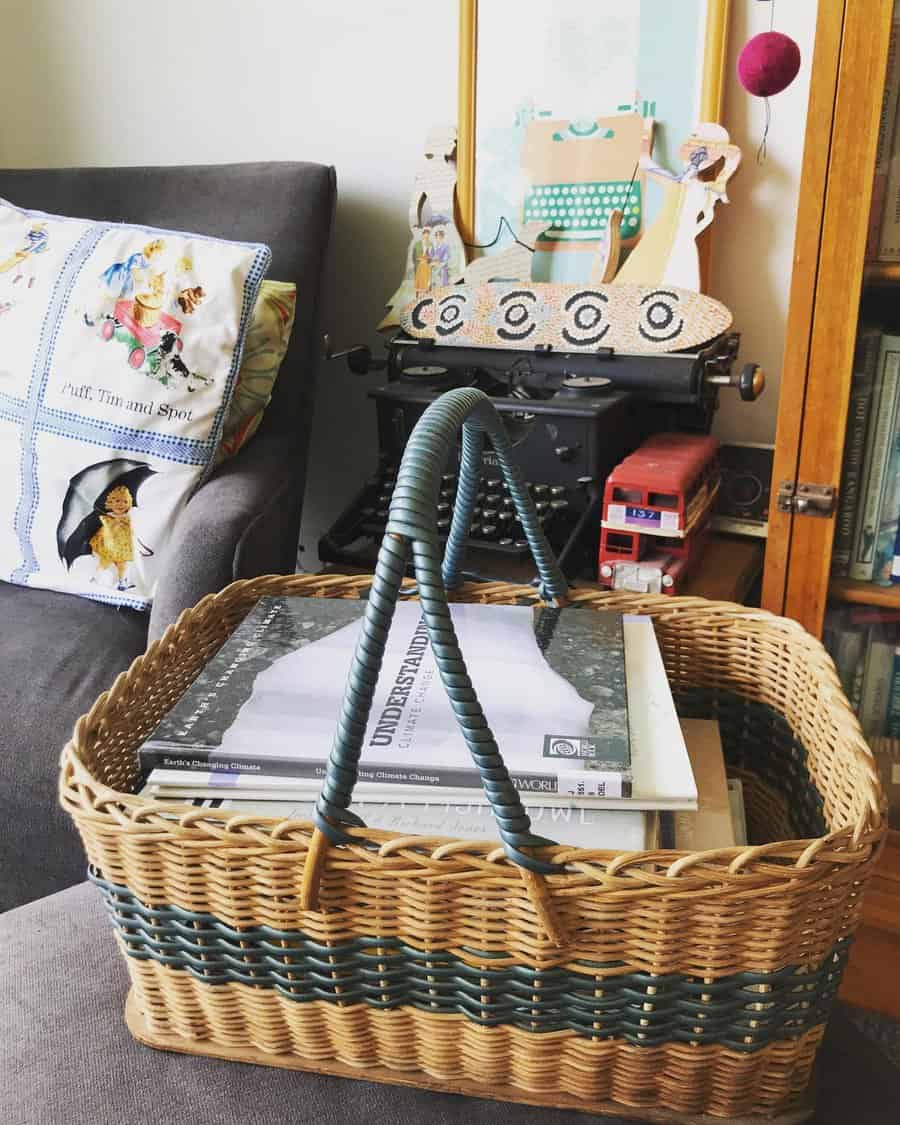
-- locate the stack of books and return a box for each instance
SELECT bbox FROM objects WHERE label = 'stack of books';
[138,596,745,852]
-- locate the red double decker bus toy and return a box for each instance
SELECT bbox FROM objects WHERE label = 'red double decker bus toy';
[598,432,720,594]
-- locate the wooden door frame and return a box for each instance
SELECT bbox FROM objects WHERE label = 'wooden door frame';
[762,0,894,633]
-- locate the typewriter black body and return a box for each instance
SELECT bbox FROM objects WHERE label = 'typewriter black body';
[319,331,759,579]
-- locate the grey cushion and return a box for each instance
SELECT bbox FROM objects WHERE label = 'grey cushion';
[2,882,898,1125]
[0,582,147,910]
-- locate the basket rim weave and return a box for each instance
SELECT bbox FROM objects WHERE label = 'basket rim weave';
[59,572,887,895]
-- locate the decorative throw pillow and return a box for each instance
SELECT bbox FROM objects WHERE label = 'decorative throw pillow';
[215,279,296,464]
[0,197,270,610]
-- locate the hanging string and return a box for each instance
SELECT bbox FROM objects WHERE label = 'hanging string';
[757,96,771,164]
[464,215,535,253]
[756,0,776,164]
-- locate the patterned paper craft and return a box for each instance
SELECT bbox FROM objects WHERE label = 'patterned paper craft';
[521,113,646,247]
[399,281,732,356]
[0,196,269,609]
[615,124,742,292]
[462,220,550,285]
[380,126,467,330]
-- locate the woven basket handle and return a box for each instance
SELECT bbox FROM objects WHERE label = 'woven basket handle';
[301,387,570,944]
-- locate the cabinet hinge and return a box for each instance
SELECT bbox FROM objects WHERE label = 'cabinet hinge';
[776,481,836,517]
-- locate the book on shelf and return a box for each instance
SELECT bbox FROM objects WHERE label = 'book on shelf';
[888,651,900,738]
[832,325,882,577]
[828,609,867,712]
[859,631,898,738]
[869,6,900,259]
[869,737,900,828]
[141,599,697,812]
[142,719,729,854]
[849,333,900,581]
[873,427,900,585]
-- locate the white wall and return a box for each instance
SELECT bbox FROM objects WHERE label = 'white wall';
[0,0,816,562]
[711,0,818,445]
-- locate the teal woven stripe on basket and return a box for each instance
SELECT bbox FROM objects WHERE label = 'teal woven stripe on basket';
[91,871,847,1052]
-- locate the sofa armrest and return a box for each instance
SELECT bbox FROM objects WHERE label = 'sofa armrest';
[148,431,300,641]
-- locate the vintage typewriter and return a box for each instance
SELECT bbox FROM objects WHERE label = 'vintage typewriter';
[320,332,762,579]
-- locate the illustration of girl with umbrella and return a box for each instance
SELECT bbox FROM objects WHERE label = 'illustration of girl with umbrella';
[58,460,156,591]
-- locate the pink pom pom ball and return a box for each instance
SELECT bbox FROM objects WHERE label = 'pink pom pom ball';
[737,31,801,97]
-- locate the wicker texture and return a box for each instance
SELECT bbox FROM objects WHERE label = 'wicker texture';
[60,573,886,1119]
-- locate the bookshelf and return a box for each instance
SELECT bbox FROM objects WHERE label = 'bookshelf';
[864,260,900,285]
[829,578,900,609]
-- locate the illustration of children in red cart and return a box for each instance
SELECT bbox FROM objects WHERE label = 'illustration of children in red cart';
[87,241,211,391]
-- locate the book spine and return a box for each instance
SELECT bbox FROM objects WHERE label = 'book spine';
[860,638,895,738]
[139,747,633,799]
[850,342,900,580]
[833,329,882,574]
[850,628,868,715]
[892,520,900,583]
[832,618,866,700]
[873,432,900,585]
[887,648,900,738]
[869,14,900,258]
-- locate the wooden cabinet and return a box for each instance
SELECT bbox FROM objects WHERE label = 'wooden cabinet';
[763,0,894,630]
[762,0,899,1017]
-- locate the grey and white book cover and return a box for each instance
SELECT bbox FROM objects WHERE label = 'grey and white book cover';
[140,596,631,796]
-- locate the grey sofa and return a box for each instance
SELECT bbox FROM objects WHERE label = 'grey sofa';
[0,162,336,911]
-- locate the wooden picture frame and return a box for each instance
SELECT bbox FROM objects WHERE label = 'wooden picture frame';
[456,0,731,281]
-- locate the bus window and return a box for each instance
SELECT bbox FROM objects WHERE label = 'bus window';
[606,532,635,554]
[611,487,643,503]
[648,492,678,508]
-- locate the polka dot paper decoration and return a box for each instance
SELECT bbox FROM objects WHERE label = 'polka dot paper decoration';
[738,31,802,98]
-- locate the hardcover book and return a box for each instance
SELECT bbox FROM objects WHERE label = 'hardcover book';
[850,334,900,580]
[832,325,882,576]
[145,610,697,812]
[140,596,638,800]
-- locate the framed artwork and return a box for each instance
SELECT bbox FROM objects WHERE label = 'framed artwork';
[457,0,731,284]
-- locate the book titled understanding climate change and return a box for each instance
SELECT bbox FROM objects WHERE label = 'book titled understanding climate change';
[141,597,696,810]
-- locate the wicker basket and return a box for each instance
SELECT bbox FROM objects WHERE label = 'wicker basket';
[60,391,886,1123]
